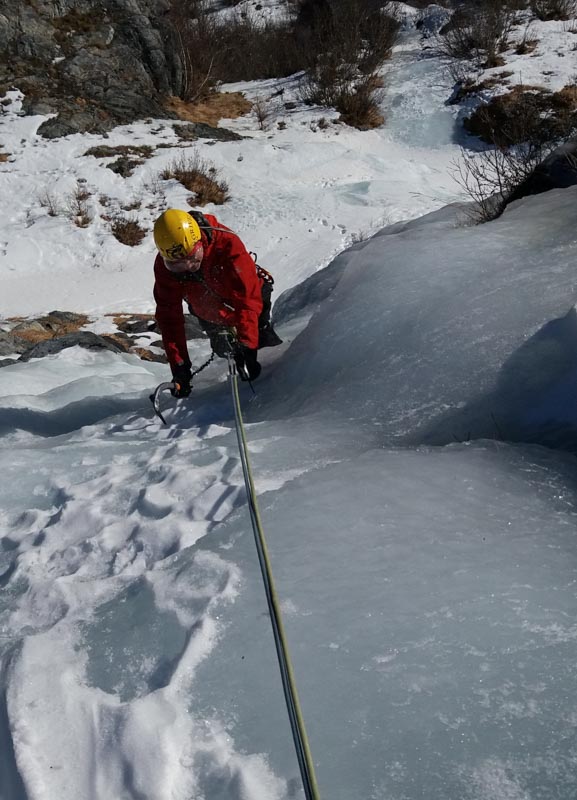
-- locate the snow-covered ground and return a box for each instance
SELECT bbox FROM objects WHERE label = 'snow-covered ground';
[0,8,470,318]
[2,5,577,800]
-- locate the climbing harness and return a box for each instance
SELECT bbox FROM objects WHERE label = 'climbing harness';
[249,251,275,287]
[226,350,321,800]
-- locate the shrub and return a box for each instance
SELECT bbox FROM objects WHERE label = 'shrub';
[454,145,542,222]
[515,23,539,54]
[252,96,273,130]
[109,215,147,246]
[440,0,514,68]
[167,0,399,127]
[212,17,308,83]
[299,0,398,129]
[167,0,220,102]
[168,0,308,101]
[38,189,61,216]
[530,0,576,19]
[66,180,91,228]
[310,75,385,129]
[457,84,577,222]
[161,151,229,205]
[464,85,577,146]
[297,0,399,76]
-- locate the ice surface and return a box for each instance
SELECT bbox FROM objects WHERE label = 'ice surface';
[258,187,577,452]
[195,440,577,800]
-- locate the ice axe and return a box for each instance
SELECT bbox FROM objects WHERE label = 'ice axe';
[149,381,179,425]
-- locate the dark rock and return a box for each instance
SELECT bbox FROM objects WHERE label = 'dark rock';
[184,315,206,339]
[24,98,60,116]
[0,334,28,357]
[46,311,86,324]
[107,156,144,177]
[19,332,126,361]
[505,140,577,207]
[174,123,244,143]
[117,318,157,334]
[101,334,131,352]
[2,0,184,138]
[416,5,452,38]
[0,358,17,369]
[37,109,116,139]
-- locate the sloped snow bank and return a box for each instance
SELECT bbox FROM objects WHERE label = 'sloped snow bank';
[258,188,577,450]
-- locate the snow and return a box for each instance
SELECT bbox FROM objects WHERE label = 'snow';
[0,29,467,316]
[2,5,577,800]
[475,14,577,95]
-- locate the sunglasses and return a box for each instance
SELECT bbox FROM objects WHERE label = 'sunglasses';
[163,241,204,273]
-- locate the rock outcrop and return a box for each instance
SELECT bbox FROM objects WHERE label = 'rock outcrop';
[0,310,210,368]
[0,0,185,136]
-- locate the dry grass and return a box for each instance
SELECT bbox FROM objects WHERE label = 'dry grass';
[165,93,251,127]
[515,37,539,54]
[161,151,230,206]
[557,84,577,105]
[8,314,89,344]
[130,347,167,363]
[306,74,386,130]
[338,87,385,130]
[13,329,56,345]
[108,215,147,246]
[99,333,131,352]
[464,84,577,145]
[0,152,9,162]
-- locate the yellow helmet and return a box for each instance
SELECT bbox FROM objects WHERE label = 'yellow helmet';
[153,209,201,261]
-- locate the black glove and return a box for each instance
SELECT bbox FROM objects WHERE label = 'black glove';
[211,329,237,358]
[234,345,261,381]
[171,363,192,398]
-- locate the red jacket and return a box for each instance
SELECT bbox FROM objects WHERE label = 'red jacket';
[154,215,263,369]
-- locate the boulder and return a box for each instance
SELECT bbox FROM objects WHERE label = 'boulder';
[19,331,126,361]
[11,320,47,335]
[0,334,28,357]
[174,122,244,143]
[46,311,87,324]
[416,5,452,38]
[506,140,577,206]
[116,317,157,334]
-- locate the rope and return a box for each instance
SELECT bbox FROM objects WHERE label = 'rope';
[227,355,322,800]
